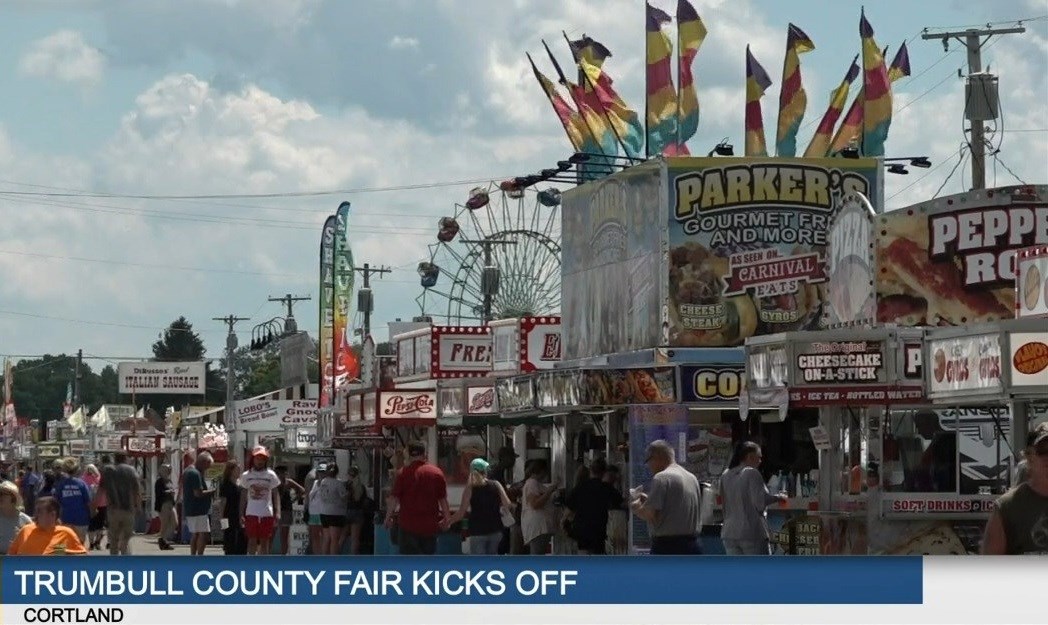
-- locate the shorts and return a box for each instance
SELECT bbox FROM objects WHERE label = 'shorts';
[244,515,276,540]
[308,514,322,526]
[320,514,346,529]
[279,509,293,527]
[186,515,211,534]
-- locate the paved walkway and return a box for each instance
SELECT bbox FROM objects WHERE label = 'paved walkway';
[87,534,224,556]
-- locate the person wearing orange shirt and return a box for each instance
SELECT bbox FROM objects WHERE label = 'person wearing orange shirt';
[7,496,87,556]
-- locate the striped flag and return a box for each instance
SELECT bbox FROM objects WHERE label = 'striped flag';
[830,43,911,155]
[645,3,678,156]
[859,10,892,156]
[544,40,616,179]
[804,55,859,157]
[675,0,706,152]
[744,45,773,157]
[527,53,585,151]
[775,24,815,157]
[572,37,645,159]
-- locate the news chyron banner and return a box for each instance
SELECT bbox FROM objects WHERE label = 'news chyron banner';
[1,557,1042,624]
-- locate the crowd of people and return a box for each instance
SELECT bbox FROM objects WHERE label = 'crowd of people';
[2,421,1042,556]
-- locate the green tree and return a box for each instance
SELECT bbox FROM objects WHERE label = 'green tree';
[147,317,225,409]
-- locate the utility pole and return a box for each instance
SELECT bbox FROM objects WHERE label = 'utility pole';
[268,293,310,333]
[213,315,250,428]
[922,25,1025,190]
[353,263,391,337]
[73,349,83,407]
[461,239,516,323]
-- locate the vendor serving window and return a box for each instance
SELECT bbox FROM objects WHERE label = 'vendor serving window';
[884,410,957,493]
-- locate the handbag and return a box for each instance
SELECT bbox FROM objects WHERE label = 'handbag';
[500,506,516,528]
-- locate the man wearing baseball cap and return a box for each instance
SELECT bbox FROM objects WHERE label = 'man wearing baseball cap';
[982,422,1048,555]
[239,446,281,556]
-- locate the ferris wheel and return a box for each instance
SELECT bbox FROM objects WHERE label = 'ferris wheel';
[415,181,562,325]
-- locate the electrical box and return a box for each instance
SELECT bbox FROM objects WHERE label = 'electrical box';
[965,72,999,121]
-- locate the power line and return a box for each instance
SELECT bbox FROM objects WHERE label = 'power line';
[0,176,519,200]
[0,309,227,334]
[0,248,306,278]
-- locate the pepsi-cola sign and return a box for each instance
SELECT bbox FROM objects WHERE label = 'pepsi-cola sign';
[379,391,437,423]
[466,386,498,415]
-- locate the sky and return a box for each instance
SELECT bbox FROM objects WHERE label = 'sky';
[0,0,1045,368]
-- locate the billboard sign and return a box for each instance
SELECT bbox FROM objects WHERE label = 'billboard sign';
[877,185,1048,326]
[562,165,663,360]
[431,326,492,378]
[825,193,876,327]
[667,157,881,347]
[117,362,206,395]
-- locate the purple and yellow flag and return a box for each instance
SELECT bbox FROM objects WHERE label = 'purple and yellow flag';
[830,42,910,155]
[774,24,815,157]
[528,52,584,151]
[676,0,706,151]
[744,45,773,157]
[572,36,644,159]
[646,3,677,157]
[860,10,892,156]
[804,55,859,158]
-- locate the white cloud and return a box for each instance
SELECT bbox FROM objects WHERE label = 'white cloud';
[388,35,420,50]
[18,30,105,88]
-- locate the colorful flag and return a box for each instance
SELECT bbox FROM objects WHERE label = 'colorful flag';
[775,24,815,157]
[804,55,859,157]
[333,202,359,393]
[544,40,616,179]
[646,3,678,157]
[888,42,912,84]
[829,43,910,155]
[860,10,892,156]
[318,214,336,408]
[675,0,706,152]
[527,52,584,151]
[744,45,773,157]
[572,36,645,159]
[63,382,73,418]
[569,35,611,71]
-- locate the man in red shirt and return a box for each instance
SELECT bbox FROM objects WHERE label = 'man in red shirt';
[384,441,450,555]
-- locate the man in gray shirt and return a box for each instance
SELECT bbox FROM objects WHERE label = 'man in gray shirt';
[95,452,141,555]
[630,440,703,554]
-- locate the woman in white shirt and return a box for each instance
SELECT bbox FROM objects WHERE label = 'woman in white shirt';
[309,464,347,555]
[521,460,559,555]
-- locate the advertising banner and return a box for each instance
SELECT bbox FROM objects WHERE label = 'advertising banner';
[117,362,205,395]
[333,202,360,391]
[319,214,336,408]
[377,390,436,424]
[825,193,876,327]
[562,164,663,360]
[876,184,1048,326]
[231,399,319,432]
[465,386,497,415]
[521,316,562,371]
[1016,245,1048,318]
[677,365,744,403]
[667,157,881,347]
[1009,332,1048,387]
[927,334,1003,396]
[495,376,535,415]
[431,326,491,378]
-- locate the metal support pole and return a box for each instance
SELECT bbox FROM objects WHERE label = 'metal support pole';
[354,263,391,338]
[921,25,1025,190]
[213,314,250,428]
